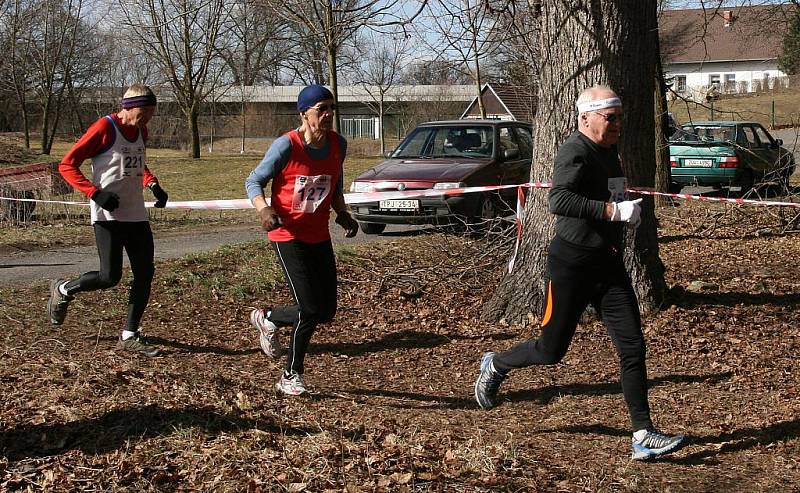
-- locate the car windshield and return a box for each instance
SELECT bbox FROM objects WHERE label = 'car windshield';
[391,126,494,159]
[671,125,736,143]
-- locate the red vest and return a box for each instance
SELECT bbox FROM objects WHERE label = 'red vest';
[267,129,342,243]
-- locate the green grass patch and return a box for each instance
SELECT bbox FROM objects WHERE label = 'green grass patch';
[1,144,381,251]
[669,90,800,128]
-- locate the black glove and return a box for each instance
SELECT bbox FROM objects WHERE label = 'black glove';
[149,183,168,208]
[258,206,282,232]
[335,211,358,238]
[91,190,120,212]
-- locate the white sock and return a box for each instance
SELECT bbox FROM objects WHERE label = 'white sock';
[58,282,70,296]
[633,429,649,441]
[121,330,137,340]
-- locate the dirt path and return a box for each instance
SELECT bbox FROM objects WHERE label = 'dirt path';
[0,222,427,288]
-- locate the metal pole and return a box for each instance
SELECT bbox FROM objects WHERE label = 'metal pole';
[772,99,776,129]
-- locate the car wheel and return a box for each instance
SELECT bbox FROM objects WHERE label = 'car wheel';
[359,222,386,235]
[668,182,682,194]
[469,194,500,232]
[732,169,754,198]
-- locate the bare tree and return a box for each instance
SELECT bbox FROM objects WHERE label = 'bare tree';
[483,0,665,323]
[263,0,427,132]
[352,31,410,155]
[1,0,35,147]
[119,0,228,158]
[420,0,512,118]
[219,0,288,152]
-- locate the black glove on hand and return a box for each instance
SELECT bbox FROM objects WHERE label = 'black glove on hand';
[335,211,359,238]
[258,206,282,232]
[149,183,169,208]
[91,190,120,212]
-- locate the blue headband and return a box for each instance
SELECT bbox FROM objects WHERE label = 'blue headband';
[297,85,334,112]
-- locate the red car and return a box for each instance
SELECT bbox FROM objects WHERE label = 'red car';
[349,119,533,234]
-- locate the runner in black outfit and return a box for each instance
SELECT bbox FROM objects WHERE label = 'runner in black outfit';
[474,85,685,460]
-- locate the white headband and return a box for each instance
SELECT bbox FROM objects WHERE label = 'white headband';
[577,97,622,113]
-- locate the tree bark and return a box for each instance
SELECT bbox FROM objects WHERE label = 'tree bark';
[482,0,665,325]
[189,103,200,159]
[654,36,672,208]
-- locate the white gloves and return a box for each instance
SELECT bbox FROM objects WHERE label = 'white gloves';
[610,198,643,227]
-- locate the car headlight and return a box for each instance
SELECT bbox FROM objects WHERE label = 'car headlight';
[433,182,466,190]
[350,181,374,193]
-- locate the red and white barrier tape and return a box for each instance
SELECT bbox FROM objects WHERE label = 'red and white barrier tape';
[2,181,800,209]
[508,186,527,273]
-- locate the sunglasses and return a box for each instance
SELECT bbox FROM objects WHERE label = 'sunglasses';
[594,111,623,123]
[310,104,337,113]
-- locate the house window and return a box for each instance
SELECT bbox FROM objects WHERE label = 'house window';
[724,74,736,93]
[709,74,721,88]
[675,75,687,93]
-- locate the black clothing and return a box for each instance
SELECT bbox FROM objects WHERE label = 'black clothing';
[64,221,155,332]
[492,130,654,431]
[493,236,652,430]
[268,239,337,375]
[549,131,625,252]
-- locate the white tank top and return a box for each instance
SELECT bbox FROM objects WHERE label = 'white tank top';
[90,116,148,223]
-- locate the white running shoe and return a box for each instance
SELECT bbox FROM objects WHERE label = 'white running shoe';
[275,372,308,396]
[631,428,685,460]
[249,309,281,358]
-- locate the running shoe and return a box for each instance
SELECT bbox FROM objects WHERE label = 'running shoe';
[47,279,73,325]
[250,309,281,358]
[275,372,308,396]
[474,351,507,409]
[117,335,161,357]
[631,428,685,460]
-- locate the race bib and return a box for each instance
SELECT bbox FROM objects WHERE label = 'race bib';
[120,144,145,179]
[292,174,332,213]
[607,177,627,202]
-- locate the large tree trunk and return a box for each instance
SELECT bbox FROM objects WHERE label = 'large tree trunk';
[654,37,672,208]
[482,0,665,325]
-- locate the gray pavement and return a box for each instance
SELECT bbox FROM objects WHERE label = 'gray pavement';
[0,221,427,288]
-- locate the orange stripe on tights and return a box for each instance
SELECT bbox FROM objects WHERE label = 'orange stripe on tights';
[541,281,553,327]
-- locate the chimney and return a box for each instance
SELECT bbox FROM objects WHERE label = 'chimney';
[723,10,733,27]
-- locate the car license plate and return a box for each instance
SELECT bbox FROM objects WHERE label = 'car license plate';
[379,199,419,211]
[683,158,713,168]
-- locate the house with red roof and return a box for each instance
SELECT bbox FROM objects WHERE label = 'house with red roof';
[659,4,796,99]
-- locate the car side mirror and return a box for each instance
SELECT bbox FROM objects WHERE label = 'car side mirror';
[503,148,520,160]
[775,138,783,147]
[384,150,394,158]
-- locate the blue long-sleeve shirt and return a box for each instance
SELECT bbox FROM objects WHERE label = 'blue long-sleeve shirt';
[245,132,347,200]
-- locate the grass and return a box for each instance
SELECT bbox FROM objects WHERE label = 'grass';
[668,89,800,128]
[0,138,381,252]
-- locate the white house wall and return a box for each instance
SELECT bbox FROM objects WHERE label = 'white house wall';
[664,60,786,99]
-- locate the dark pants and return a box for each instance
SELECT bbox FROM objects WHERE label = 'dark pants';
[268,239,337,375]
[493,236,652,431]
[64,221,155,333]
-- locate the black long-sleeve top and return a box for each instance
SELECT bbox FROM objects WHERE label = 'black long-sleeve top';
[548,131,626,252]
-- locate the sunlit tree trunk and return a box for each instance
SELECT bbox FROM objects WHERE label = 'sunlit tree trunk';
[482,0,666,324]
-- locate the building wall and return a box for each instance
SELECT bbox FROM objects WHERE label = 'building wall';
[665,60,787,99]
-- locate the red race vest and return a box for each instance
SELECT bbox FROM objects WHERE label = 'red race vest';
[268,129,343,243]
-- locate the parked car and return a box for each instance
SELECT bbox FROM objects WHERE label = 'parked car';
[669,121,795,194]
[349,119,533,234]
